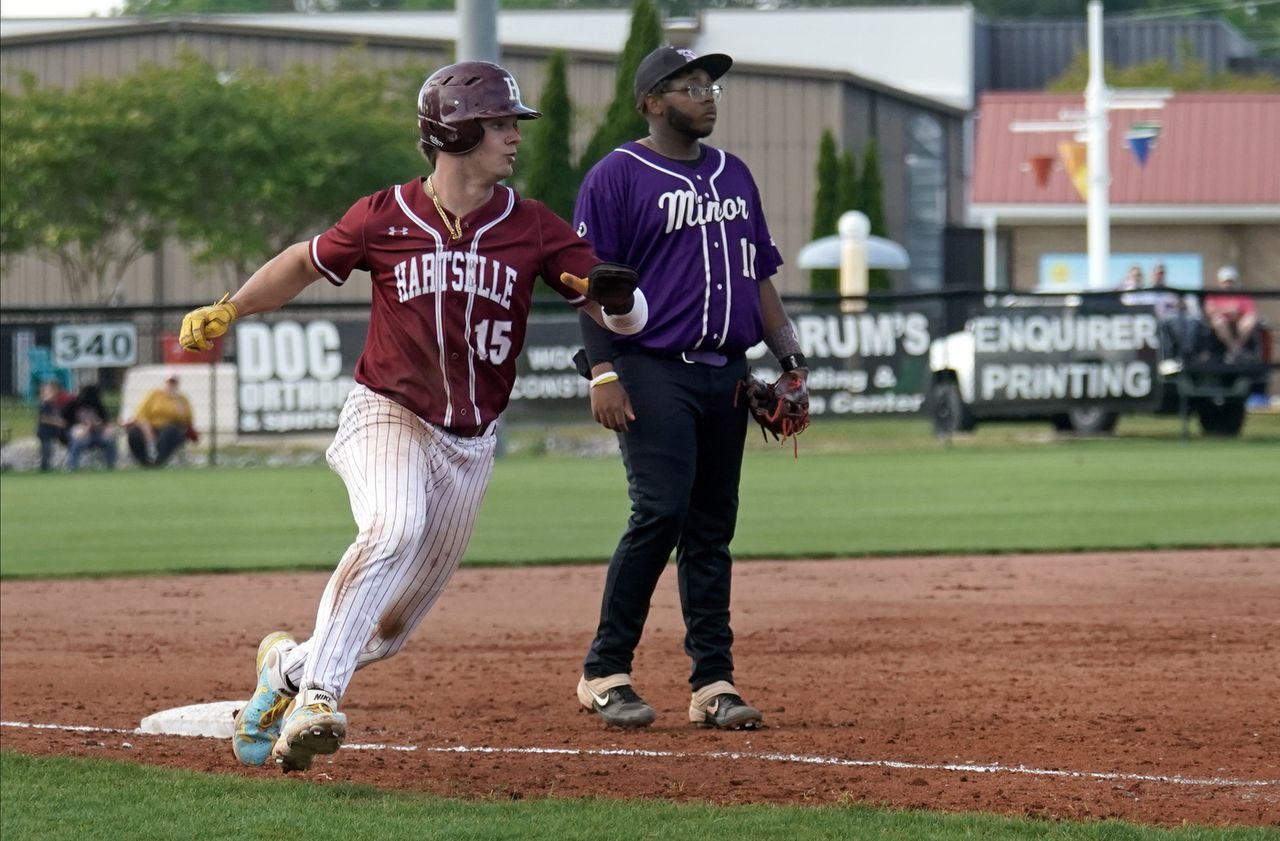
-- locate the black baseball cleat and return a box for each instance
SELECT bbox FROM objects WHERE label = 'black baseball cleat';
[577,674,657,728]
[689,680,763,730]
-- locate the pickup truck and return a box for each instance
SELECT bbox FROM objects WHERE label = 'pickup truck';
[927,295,1271,437]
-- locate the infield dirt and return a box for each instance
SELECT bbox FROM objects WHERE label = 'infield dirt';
[2,550,1277,827]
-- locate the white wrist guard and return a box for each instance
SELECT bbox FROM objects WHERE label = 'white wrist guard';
[602,287,648,335]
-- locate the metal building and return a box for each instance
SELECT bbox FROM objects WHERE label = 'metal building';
[978,16,1263,92]
[969,91,1280,333]
[0,13,968,307]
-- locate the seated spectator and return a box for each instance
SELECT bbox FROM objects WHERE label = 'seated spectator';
[64,383,118,471]
[1145,264,1185,320]
[1123,262,1204,360]
[1118,264,1145,291]
[36,379,72,472]
[1203,266,1259,362]
[126,371,197,468]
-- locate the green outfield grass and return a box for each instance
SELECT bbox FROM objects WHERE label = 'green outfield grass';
[1,753,1269,841]
[3,419,1277,838]
[1,414,1277,577]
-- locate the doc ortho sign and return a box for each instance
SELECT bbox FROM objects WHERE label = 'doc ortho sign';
[236,320,361,433]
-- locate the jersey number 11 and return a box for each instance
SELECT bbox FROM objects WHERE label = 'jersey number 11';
[740,239,757,280]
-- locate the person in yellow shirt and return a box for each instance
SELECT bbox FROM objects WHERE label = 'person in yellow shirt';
[126,371,196,467]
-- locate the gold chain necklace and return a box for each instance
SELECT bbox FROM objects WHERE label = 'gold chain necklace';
[426,176,464,242]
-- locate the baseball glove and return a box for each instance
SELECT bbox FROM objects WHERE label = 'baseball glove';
[560,262,638,313]
[180,293,238,352]
[738,370,810,456]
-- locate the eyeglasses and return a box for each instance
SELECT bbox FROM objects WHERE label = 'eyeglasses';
[658,84,723,103]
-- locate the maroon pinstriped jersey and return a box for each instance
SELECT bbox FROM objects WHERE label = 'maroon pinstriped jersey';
[309,177,595,429]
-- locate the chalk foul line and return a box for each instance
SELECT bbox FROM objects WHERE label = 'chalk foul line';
[2,720,1275,789]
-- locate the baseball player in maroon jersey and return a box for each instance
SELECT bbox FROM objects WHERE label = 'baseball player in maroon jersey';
[179,60,647,772]
[572,47,808,730]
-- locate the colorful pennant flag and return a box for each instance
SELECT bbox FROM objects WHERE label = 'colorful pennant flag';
[1127,134,1153,166]
[1058,141,1088,200]
[1028,155,1054,187]
[1124,121,1161,167]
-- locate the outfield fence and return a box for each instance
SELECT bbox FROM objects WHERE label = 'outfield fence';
[3,289,1276,463]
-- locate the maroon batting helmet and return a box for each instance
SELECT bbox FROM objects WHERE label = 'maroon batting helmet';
[417,61,541,156]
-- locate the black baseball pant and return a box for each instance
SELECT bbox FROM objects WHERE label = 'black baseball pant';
[583,350,749,691]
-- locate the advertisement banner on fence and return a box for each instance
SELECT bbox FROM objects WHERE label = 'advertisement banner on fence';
[964,306,1162,412]
[507,316,593,411]
[507,311,935,418]
[235,320,363,433]
[748,311,934,416]
[234,311,938,432]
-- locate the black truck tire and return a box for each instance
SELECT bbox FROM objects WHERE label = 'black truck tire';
[931,379,975,436]
[1197,399,1247,437]
[1052,406,1119,435]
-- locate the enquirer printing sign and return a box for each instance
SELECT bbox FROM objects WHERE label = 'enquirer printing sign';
[236,320,361,433]
[968,308,1161,410]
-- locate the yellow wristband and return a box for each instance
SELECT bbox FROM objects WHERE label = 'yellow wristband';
[590,371,619,389]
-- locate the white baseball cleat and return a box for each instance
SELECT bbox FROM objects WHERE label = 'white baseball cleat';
[271,688,347,772]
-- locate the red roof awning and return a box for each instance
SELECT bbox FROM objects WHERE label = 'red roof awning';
[971,92,1280,208]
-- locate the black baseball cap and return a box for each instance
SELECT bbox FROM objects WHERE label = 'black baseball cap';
[634,46,733,106]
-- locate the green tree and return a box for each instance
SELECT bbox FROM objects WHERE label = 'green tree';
[576,0,662,176]
[808,129,840,294]
[969,0,1279,51]
[178,53,426,280]
[1,51,427,300]
[1,69,181,304]
[836,148,861,229]
[1047,50,1278,92]
[519,51,577,222]
[858,138,890,292]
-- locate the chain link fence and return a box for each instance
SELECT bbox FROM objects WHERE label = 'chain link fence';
[3,290,1275,471]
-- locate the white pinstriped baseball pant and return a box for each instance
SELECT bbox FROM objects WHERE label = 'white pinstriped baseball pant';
[280,384,497,700]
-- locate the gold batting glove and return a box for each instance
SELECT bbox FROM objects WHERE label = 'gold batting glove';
[179,293,238,352]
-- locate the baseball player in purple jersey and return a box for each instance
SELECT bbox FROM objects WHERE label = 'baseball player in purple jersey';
[179,61,647,772]
[573,47,809,729]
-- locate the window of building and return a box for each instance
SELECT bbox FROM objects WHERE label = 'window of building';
[904,114,947,290]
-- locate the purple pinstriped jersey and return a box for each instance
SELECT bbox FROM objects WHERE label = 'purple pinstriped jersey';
[574,141,783,356]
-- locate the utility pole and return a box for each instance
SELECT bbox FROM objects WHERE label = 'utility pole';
[1008,2,1170,290]
[1084,0,1110,291]
[458,0,500,64]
